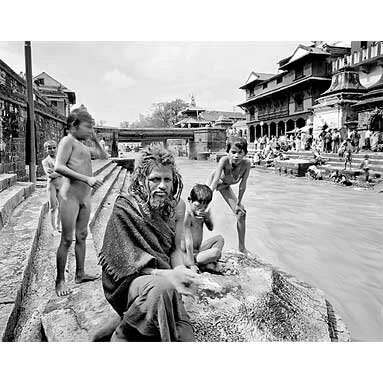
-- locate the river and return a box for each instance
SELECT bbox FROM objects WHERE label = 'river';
[177,158,383,341]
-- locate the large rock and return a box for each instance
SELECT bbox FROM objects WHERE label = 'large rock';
[41,251,350,342]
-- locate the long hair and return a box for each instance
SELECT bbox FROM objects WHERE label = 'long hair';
[128,144,183,217]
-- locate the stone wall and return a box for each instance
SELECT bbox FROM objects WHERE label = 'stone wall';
[0,59,66,180]
[189,127,226,159]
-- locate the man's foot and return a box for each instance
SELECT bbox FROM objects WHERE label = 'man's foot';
[75,273,100,284]
[55,280,72,297]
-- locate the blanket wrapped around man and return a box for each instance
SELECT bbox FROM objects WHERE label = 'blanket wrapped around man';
[99,192,176,315]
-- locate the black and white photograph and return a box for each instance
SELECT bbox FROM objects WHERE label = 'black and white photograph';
[0,1,382,382]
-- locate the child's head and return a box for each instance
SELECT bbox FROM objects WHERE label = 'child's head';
[44,140,57,156]
[364,154,369,159]
[67,107,94,140]
[188,184,213,213]
[226,136,248,164]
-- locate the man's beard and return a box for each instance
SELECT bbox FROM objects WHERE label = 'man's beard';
[148,193,175,218]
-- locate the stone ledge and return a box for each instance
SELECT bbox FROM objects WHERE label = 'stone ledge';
[0,174,17,193]
[0,182,35,228]
[41,251,350,342]
[0,160,118,341]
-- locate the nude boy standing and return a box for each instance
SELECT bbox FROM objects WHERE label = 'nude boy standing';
[54,107,108,296]
[206,136,251,254]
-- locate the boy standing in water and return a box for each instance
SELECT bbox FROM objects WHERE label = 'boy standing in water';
[54,108,108,296]
[206,136,251,254]
[42,140,62,233]
[360,154,371,182]
[182,184,225,273]
[343,139,353,171]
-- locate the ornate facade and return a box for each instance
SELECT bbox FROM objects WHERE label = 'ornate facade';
[238,42,350,142]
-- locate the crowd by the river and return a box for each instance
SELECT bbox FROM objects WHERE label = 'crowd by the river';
[247,126,382,187]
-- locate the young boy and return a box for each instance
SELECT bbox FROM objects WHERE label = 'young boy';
[206,136,251,254]
[42,140,62,232]
[182,184,224,273]
[54,107,108,296]
[360,154,371,182]
[343,139,353,171]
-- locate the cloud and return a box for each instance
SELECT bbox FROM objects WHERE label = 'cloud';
[101,69,136,90]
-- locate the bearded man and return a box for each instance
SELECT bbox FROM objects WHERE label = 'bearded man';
[98,145,199,341]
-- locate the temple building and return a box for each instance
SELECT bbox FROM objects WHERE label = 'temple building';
[238,42,350,143]
[33,72,76,117]
[311,41,383,143]
[175,95,245,129]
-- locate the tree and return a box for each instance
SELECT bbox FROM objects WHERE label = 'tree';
[151,99,188,128]
[128,99,188,129]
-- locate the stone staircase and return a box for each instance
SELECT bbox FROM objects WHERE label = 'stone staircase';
[249,149,383,180]
[0,159,129,341]
[284,150,383,179]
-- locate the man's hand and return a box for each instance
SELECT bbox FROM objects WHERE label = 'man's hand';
[87,176,103,190]
[167,265,200,296]
[235,203,246,215]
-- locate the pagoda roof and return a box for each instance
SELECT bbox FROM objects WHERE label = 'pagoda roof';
[240,71,276,89]
[175,117,210,126]
[279,44,330,69]
[201,110,245,121]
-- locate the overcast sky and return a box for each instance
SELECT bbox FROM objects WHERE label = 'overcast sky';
[0,41,311,126]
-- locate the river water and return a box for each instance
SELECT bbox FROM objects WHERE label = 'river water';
[177,158,383,341]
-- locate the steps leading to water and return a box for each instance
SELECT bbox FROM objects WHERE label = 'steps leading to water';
[0,159,124,341]
[0,182,35,228]
[41,169,129,341]
[252,150,383,180]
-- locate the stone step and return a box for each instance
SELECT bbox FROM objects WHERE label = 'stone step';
[40,169,129,342]
[0,174,17,193]
[89,164,121,228]
[0,188,46,341]
[317,165,382,179]
[16,167,128,341]
[286,151,383,160]
[0,182,35,229]
[0,160,120,341]
[92,159,114,177]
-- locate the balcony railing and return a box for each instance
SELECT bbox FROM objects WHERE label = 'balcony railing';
[332,42,383,72]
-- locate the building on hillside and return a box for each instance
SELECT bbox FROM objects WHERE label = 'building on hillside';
[175,95,245,129]
[238,42,350,143]
[33,72,76,117]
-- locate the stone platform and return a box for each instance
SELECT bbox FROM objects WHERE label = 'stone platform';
[41,251,350,342]
[275,159,314,177]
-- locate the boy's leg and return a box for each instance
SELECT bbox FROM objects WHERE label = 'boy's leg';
[47,184,58,231]
[218,186,247,253]
[55,187,61,231]
[74,199,99,283]
[196,235,225,265]
[56,198,78,296]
